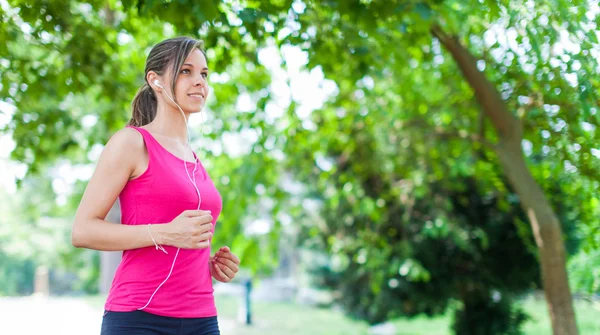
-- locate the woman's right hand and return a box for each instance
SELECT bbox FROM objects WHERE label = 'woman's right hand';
[161,210,214,249]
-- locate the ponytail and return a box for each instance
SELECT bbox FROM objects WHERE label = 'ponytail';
[128,83,157,127]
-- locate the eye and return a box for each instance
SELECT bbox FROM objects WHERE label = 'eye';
[201,72,208,79]
[180,69,191,74]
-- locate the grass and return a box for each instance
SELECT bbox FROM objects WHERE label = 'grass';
[215,295,371,335]
[87,294,600,334]
[214,294,600,335]
[520,296,600,335]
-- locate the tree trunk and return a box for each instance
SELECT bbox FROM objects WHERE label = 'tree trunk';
[100,200,122,294]
[496,142,578,335]
[431,25,578,335]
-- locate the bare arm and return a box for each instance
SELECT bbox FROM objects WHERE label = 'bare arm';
[71,128,159,251]
[71,128,213,251]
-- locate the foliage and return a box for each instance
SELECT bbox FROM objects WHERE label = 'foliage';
[0,174,99,295]
[302,169,542,329]
[452,294,529,335]
[1,0,290,274]
[0,253,35,296]
[568,250,600,295]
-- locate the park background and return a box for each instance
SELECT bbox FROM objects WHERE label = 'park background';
[1,0,600,334]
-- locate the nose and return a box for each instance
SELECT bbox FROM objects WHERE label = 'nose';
[194,74,207,87]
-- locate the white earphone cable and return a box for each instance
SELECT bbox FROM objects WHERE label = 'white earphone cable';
[138,81,203,311]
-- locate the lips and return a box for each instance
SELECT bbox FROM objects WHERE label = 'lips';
[188,92,205,99]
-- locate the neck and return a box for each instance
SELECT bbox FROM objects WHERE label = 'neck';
[146,102,190,144]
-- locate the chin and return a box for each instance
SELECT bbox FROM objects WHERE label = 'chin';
[184,105,204,114]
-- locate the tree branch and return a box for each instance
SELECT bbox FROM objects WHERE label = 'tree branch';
[431,24,522,145]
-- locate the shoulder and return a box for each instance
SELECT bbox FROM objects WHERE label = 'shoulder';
[107,127,144,147]
[101,127,146,161]
[95,127,148,178]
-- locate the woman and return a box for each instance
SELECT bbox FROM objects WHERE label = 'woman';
[72,36,239,335]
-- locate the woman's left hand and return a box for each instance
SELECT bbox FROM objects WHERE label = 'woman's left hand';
[210,246,240,283]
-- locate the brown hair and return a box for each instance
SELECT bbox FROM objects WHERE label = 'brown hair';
[128,37,205,126]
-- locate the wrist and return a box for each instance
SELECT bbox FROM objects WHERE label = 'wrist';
[149,223,170,246]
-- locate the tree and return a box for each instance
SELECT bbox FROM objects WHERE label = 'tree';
[276,1,598,333]
[0,174,95,295]
[303,172,542,333]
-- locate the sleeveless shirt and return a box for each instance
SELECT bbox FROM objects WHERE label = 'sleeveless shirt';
[104,126,222,318]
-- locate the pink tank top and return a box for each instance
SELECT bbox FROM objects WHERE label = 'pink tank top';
[104,126,222,318]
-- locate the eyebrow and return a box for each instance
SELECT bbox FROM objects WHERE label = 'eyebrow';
[182,63,209,70]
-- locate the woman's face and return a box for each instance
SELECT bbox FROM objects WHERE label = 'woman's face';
[169,48,209,114]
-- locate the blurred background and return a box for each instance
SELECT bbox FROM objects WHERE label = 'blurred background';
[1,0,600,334]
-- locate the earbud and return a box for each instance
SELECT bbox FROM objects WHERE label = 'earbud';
[153,80,163,89]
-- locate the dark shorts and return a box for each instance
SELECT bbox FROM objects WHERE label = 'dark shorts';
[101,310,220,335]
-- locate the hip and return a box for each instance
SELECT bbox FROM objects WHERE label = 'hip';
[101,310,220,335]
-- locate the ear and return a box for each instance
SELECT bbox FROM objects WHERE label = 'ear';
[147,71,161,91]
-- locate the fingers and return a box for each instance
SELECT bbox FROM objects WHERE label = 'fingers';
[230,252,240,265]
[218,253,240,266]
[194,214,213,225]
[210,248,240,282]
[198,231,213,241]
[188,217,213,238]
[191,229,212,249]
[216,257,239,273]
[212,260,230,282]
[194,239,210,249]
[182,210,211,217]
[218,262,236,279]
[189,214,213,232]
[169,210,214,250]
[188,214,213,249]
[215,248,240,265]
[195,221,214,234]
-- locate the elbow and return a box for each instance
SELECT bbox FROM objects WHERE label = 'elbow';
[71,232,84,248]
[71,223,88,248]
[71,236,84,249]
